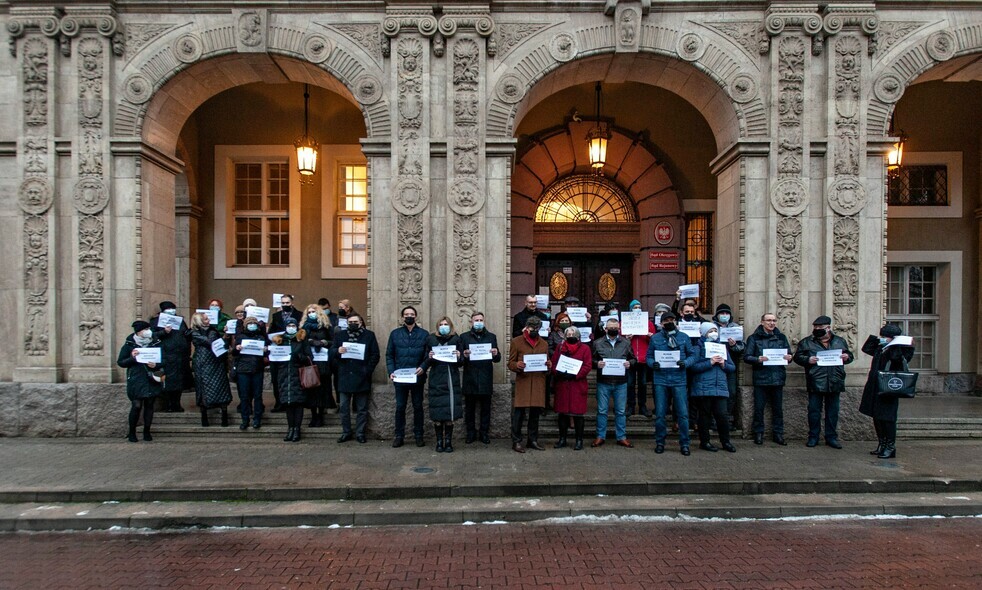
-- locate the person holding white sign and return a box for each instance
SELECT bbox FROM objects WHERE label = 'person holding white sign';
[507,316,551,452]
[647,312,696,455]
[231,316,268,430]
[625,300,656,419]
[793,315,855,449]
[269,294,303,413]
[711,303,746,430]
[334,313,381,444]
[302,304,337,428]
[269,316,312,442]
[149,300,191,413]
[591,317,637,449]
[550,326,593,450]
[743,313,793,446]
[460,312,501,445]
[386,305,430,448]
[206,298,232,333]
[859,324,915,460]
[117,320,163,443]
[690,323,737,453]
[189,312,233,429]
[421,317,464,453]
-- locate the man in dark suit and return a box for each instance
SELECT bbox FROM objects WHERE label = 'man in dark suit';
[270,294,303,412]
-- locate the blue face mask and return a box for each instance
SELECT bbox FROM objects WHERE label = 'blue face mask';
[247,324,258,332]
[438,325,451,336]
[878,337,889,345]
[472,321,485,331]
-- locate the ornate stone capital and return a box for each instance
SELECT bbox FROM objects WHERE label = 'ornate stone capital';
[6,7,61,56]
[383,6,438,38]
[7,6,121,57]
[438,7,494,39]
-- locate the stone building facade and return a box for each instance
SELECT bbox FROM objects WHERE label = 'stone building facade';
[0,1,979,438]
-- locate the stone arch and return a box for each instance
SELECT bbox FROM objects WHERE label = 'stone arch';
[488,25,765,150]
[868,20,982,136]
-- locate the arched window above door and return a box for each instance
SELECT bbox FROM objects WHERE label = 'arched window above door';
[534,175,637,223]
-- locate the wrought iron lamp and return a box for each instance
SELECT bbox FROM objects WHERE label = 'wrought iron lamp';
[295,84,319,184]
[586,82,611,174]
[886,130,906,172]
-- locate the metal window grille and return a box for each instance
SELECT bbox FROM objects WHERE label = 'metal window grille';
[887,165,948,206]
[686,213,713,312]
[535,175,637,223]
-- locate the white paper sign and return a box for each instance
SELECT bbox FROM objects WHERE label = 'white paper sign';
[578,327,593,343]
[719,326,744,342]
[337,318,348,330]
[816,349,843,366]
[341,341,366,360]
[599,314,619,328]
[157,314,183,330]
[266,331,284,340]
[883,335,914,348]
[535,295,549,310]
[312,348,329,362]
[268,345,292,362]
[246,306,269,323]
[601,360,627,376]
[196,308,219,325]
[679,321,701,338]
[240,339,265,356]
[134,347,161,364]
[762,348,789,366]
[468,343,492,361]
[654,350,681,366]
[620,310,649,336]
[566,307,588,323]
[538,320,550,337]
[556,354,583,375]
[210,338,227,357]
[704,342,728,359]
[678,283,700,299]
[225,319,238,334]
[273,293,285,309]
[393,368,417,384]
[523,353,548,372]
[654,314,663,326]
[432,345,458,363]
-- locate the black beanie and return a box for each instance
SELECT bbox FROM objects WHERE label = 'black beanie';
[132,320,151,332]
[159,301,176,311]
[879,324,902,337]
[715,304,732,315]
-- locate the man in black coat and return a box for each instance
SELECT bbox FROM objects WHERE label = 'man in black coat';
[334,313,381,444]
[793,315,854,448]
[459,311,502,444]
[512,294,549,338]
[743,312,793,445]
[149,300,191,412]
[269,294,303,412]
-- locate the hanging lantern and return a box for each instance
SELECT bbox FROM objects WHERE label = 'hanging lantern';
[295,84,319,183]
[886,131,906,171]
[586,82,611,173]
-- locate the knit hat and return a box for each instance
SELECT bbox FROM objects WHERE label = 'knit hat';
[285,316,299,327]
[629,299,642,310]
[132,320,151,333]
[158,301,176,311]
[242,298,257,308]
[654,303,672,314]
[659,311,676,322]
[715,303,732,315]
[699,322,717,337]
[812,315,832,326]
[880,324,902,337]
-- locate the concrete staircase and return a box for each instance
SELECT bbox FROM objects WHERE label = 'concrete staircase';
[898,396,982,439]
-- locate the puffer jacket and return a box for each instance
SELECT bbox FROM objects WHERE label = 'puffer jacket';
[793,333,854,393]
[743,325,791,386]
[269,330,310,406]
[690,337,735,397]
[149,314,191,392]
[420,333,463,421]
[385,325,429,377]
[646,329,696,387]
[117,335,163,401]
[592,335,636,385]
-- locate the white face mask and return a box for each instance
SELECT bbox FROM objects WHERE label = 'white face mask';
[706,331,719,341]
[164,309,176,315]
[139,329,152,339]
[210,305,220,312]
[286,326,298,335]
[308,313,318,320]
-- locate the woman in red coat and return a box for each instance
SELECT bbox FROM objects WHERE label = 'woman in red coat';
[551,326,593,450]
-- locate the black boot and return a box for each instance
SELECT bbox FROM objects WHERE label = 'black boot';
[877,440,896,459]
[309,409,317,428]
[220,408,229,427]
[554,416,568,449]
[435,424,445,452]
[127,427,138,443]
[142,428,153,442]
[200,408,210,427]
[573,417,585,451]
[283,428,295,442]
[240,416,250,430]
[291,426,301,442]
[870,438,885,455]
[444,424,454,453]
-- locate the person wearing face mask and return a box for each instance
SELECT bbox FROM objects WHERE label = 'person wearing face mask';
[269,295,303,413]
[591,318,637,448]
[149,300,191,413]
[647,312,696,455]
[712,303,746,429]
[793,316,855,448]
[859,324,914,459]
[512,294,549,338]
[545,312,573,417]
[625,300,655,419]
[550,326,593,450]
[317,298,340,331]
[189,312,233,428]
[690,322,737,453]
[743,313,794,446]
[336,299,357,331]
[335,313,381,444]
[302,304,336,428]
[420,317,463,452]
[460,312,501,444]
[117,321,163,442]
[507,316,552,452]
[269,316,311,442]
[385,306,429,448]
[232,316,268,429]
[207,298,232,333]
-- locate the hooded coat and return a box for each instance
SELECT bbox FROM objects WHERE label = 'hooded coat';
[420,332,463,421]
[190,326,233,409]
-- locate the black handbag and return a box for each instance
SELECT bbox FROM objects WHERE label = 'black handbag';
[876,356,917,398]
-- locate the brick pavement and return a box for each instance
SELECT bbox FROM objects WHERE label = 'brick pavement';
[3,518,980,589]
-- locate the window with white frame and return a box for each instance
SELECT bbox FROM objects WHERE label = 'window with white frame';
[337,164,368,266]
[886,265,938,370]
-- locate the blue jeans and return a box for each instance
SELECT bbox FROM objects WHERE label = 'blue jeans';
[654,384,690,447]
[340,390,369,437]
[394,382,425,439]
[753,385,784,436]
[808,392,840,441]
[235,372,265,419]
[596,381,627,441]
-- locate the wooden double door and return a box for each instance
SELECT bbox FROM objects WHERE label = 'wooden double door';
[536,254,634,312]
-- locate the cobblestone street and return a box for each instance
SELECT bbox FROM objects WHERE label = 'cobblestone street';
[3,517,980,589]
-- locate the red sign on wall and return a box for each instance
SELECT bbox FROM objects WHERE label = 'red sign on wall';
[648,250,680,272]
[654,221,674,245]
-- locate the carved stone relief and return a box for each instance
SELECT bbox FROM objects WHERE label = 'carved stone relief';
[18,177,53,215]
[677,33,706,61]
[870,21,924,58]
[172,33,202,63]
[873,73,903,103]
[123,23,176,60]
[397,214,423,304]
[302,34,333,63]
[22,37,49,127]
[729,73,758,103]
[235,9,267,52]
[770,178,808,217]
[615,5,640,52]
[391,178,429,216]
[452,215,479,308]
[122,73,153,104]
[495,73,525,104]
[925,30,957,62]
[489,23,547,59]
[706,21,769,57]
[548,32,577,62]
[330,23,383,62]
[832,216,860,348]
[353,75,383,105]
[448,178,485,216]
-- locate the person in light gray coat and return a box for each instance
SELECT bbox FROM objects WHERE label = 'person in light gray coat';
[690,322,736,453]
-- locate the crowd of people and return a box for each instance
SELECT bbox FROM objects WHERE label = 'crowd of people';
[118,292,914,459]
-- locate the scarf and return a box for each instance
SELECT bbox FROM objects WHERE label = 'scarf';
[134,334,152,347]
[302,318,319,333]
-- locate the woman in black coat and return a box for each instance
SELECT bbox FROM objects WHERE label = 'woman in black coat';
[302,303,336,427]
[270,317,310,442]
[189,312,233,427]
[231,316,267,430]
[860,323,915,459]
[117,320,163,442]
[149,300,191,412]
[420,316,463,453]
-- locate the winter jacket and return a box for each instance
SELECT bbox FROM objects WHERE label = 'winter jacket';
[507,333,549,408]
[117,335,163,401]
[712,313,746,357]
[690,337,735,397]
[647,330,696,387]
[149,314,191,392]
[592,335,636,385]
[743,325,791,386]
[459,329,501,396]
[304,322,335,408]
[859,335,915,422]
[512,308,549,338]
[421,333,463,421]
[385,325,429,377]
[334,328,381,394]
[270,308,303,334]
[232,328,268,375]
[550,341,592,415]
[793,334,854,394]
[190,327,233,409]
[270,330,310,406]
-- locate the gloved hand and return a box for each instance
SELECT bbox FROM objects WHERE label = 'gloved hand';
[650,361,660,370]
[676,360,686,368]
